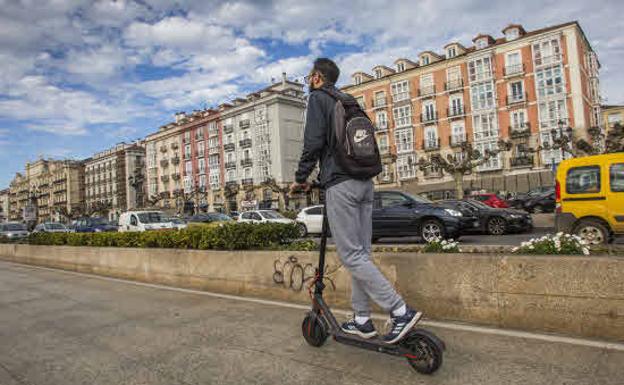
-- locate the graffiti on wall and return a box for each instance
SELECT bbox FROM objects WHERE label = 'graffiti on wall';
[272,255,341,292]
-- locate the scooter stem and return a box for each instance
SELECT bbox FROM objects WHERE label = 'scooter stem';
[315,201,329,296]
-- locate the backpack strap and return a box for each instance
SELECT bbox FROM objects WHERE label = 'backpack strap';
[318,86,359,108]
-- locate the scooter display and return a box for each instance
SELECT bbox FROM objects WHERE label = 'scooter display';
[300,190,445,375]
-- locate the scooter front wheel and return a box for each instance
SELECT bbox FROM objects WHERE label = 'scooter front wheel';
[401,329,444,375]
[302,311,328,347]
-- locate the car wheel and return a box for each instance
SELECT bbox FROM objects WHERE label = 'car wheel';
[421,219,445,243]
[573,219,610,246]
[296,223,308,238]
[487,217,507,235]
[532,204,544,214]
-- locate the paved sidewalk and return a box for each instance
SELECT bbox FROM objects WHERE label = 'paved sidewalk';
[1,261,622,385]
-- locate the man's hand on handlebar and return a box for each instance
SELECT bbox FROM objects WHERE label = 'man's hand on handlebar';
[289,181,311,195]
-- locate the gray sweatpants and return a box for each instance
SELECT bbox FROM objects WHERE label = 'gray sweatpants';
[326,179,405,317]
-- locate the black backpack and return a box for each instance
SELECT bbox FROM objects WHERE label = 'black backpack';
[319,87,382,179]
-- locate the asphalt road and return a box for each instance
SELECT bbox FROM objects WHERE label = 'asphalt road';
[1,260,622,385]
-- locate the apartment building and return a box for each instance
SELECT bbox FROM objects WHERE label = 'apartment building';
[0,189,9,223]
[344,21,601,196]
[8,159,84,223]
[602,105,624,133]
[145,75,306,213]
[84,142,146,220]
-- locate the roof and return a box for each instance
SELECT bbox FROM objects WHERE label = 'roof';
[419,50,443,59]
[601,105,624,110]
[472,34,495,43]
[502,24,526,34]
[394,58,418,65]
[372,65,395,72]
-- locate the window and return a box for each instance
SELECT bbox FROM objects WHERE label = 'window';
[475,141,501,170]
[420,73,433,88]
[505,51,522,74]
[209,154,220,168]
[226,134,234,144]
[397,154,417,180]
[424,126,438,148]
[184,131,191,142]
[393,105,412,127]
[509,81,524,102]
[535,66,564,97]
[380,192,409,208]
[374,69,382,79]
[226,169,236,182]
[422,101,436,121]
[447,47,456,58]
[244,168,252,179]
[378,135,388,152]
[451,121,466,144]
[538,99,567,129]
[447,66,461,82]
[391,80,410,102]
[470,81,495,110]
[396,62,405,72]
[468,57,492,82]
[450,95,463,115]
[354,75,362,85]
[473,112,498,140]
[196,141,204,157]
[540,131,564,164]
[183,176,192,192]
[356,96,366,109]
[394,128,414,153]
[610,164,624,192]
[533,37,561,67]
[306,206,322,215]
[209,173,220,188]
[376,111,388,130]
[208,121,217,132]
[505,28,519,41]
[198,159,205,174]
[199,175,206,188]
[566,166,601,194]
[185,161,192,175]
[476,38,488,49]
[421,55,430,66]
[510,109,527,130]
[184,144,191,159]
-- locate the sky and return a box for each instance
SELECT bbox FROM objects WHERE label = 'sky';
[1,0,623,187]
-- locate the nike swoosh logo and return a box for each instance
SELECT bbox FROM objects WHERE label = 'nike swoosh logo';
[354,134,369,143]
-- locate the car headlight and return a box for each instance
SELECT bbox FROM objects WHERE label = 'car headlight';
[444,209,463,217]
[95,228,102,232]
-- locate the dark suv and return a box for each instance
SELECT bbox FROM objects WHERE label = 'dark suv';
[372,190,465,242]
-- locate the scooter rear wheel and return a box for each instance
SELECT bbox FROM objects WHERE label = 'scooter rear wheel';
[302,311,328,347]
[401,329,444,374]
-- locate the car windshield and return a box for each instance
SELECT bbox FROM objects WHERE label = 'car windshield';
[137,212,165,224]
[89,218,109,225]
[402,192,433,204]
[464,199,492,209]
[46,223,66,230]
[5,224,26,231]
[259,210,284,219]
[208,213,231,221]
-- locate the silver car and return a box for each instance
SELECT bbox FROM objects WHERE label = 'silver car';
[0,223,29,240]
[33,222,70,233]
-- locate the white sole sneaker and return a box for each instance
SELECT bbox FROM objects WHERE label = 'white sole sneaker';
[342,328,378,339]
[383,311,423,344]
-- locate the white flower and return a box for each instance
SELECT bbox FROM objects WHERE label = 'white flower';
[556,232,563,237]
[582,247,590,255]
[529,245,534,250]
[512,247,518,252]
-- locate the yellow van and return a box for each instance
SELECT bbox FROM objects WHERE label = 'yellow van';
[555,153,624,244]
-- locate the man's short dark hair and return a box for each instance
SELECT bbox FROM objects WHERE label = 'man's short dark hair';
[313,58,340,85]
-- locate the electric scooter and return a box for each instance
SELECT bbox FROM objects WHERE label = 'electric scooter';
[300,186,445,375]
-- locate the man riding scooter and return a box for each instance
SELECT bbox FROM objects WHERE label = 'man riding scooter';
[290,57,423,344]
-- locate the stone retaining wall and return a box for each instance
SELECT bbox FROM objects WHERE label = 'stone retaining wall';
[0,244,622,341]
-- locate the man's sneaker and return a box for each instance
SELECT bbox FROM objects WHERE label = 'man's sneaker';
[382,308,423,344]
[341,317,378,339]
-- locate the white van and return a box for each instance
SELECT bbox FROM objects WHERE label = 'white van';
[118,211,175,232]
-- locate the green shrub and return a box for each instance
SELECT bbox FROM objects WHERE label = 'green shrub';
[13,223,301,251]
[280,210,299,220]
[422,239,460,253]
[512,233,589,255]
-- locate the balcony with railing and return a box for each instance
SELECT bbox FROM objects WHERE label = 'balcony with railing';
[506,92,527,105]
[195,132,204,141]
[447,106,465,118]
[223,124,234,134]
[510,155,534,168]
[509,123,531,139]
[223,143,235,152]
[197,150,205,158]
[418,85,436,98]
[449,135,467,148]
[423,138,441,151]
[445,78,464,92]
[240,158,253,167]
[170,142,179,150]
[239,138,252,148]
[209,146,220,154]
[534,53,562,68]
[241,178,253,186]
[183,152,191,160]
[391,91,410,103]
[225,161,237,169]
[470,70,492,83]
[504,63,524,77]
[160,159,169,167]
[239,119,251,129]
[420,112,438,125]
[423,166,443,178]
[376,121,388,132]
[171,156,180,165]
[373,96,387,109]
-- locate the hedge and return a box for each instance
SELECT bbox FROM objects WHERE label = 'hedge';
[2,223,318,251]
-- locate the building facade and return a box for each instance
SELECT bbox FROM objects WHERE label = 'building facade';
[602,105,624,133]
[145,75,306,213]
[8,159,84,223]
[344,21,601,196]
[84,143,146,220]
[0,189,9,223]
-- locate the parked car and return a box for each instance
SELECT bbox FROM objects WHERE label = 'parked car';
[0,222,29,240]
[74,217,118,233]
[165,217,188,230]
[187,212,232,224]
[555,153,624,244]
[441,199,532,235]
[33,222,70,233]
[470,193,510,208]
[118,211,176,232]
[508,187,554,209]
[523,190,556,213]
[238,210,294,224]
[296,205,323,236]
[229,211,240,220]
[371,190,464,243]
